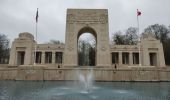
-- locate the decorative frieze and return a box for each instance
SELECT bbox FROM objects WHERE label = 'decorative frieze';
[67,12,108,24]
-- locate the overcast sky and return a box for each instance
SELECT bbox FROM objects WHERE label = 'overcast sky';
[0,0,170,44]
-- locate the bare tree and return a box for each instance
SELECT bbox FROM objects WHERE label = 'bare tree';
[112,31,125,45]
[125,27,138,45]
[0,34,10,64]
[163,38,170,65]
[112,27,138,45]
[144,24,170,43]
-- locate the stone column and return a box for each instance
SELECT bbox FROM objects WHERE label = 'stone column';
[52,51,55,64]
[158,44,165,67]
[119,52,122,65]
[129,52,133,66]
[9,44,17,66]
[41,51,45,64]
[139,50,142,66]
[110,53,112,65]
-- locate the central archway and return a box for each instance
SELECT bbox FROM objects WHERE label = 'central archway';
[77,27,97,66]
[64,9,111,67]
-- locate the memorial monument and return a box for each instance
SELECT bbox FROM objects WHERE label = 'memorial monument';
[2,9,169,81]
[9,9,165,68]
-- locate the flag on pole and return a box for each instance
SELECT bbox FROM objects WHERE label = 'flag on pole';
[137,9,141,16]
[36,8,39,23]
[136,9,142,66]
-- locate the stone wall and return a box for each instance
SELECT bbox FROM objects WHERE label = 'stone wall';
[0,66,170,81]
[0,68,17,80]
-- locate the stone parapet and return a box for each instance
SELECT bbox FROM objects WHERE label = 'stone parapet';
[0,66,170,81]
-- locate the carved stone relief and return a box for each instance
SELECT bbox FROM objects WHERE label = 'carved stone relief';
[67,14,75,24]
[99,14,108,24]
[67,12,108,24]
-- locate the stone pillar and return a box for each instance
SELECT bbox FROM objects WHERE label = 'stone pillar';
[119,52,122,65]
[41,51,45,64]
[24,44,33,65]
[158,43,165,67]
[139,48,142,66]
[110,53,112,65]
[129,52,133,66]
[52,51,55,64]
[9,43,17,66]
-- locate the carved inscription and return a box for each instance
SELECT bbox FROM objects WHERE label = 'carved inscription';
[67,12,108,24]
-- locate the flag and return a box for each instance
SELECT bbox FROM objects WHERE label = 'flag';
[137,9,141,16]
[36,8,39,23]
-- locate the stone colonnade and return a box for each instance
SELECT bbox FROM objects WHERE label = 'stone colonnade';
[35,51,63,65]
[111,51,140,66]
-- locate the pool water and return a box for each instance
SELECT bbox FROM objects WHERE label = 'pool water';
[0,81,170,100]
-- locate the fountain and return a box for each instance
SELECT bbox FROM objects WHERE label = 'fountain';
[77,67,93,93]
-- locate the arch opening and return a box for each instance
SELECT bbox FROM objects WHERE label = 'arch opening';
[77,27,97,66]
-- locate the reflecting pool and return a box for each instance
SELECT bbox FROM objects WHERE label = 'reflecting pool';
[0,81,170,100]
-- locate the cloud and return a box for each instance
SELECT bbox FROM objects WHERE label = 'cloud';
[0,0,170,44]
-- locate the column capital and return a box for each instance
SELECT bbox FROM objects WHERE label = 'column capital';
[119,51,122,54]
[129,51,133,53]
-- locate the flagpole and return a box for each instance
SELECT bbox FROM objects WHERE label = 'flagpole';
[137,9,141,66]
[34,8,38,66]
[34,20,37,66]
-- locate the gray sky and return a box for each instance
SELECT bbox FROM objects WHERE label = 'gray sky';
[0,0,170,44]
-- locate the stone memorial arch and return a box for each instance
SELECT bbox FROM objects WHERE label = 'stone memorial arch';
[6,8,168,81]
[64,9,111,67]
